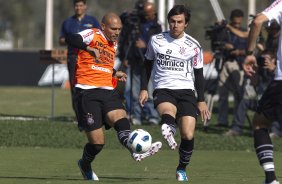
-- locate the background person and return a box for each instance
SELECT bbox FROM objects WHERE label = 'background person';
[66,12,162,181]
[244,0,282,183]
[225,21,280,137]
[216,9,248,128]
[139,5,210,181]
[118,0,162,125]
[225,50,276,136]
[59,0,100,115]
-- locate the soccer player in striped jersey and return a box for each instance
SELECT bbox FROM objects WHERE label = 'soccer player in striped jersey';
[244,0,282,183]
[139,5,211,181]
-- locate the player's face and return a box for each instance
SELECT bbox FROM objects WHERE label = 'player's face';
[168,14,188,39]
[102,18,122,43]
[74,2,87,17]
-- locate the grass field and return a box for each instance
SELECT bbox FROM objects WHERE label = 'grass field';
[0,86,281,183]
[0,147,281,184]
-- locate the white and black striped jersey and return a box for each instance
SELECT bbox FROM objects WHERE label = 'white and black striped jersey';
[145,31,203,90]
[263,0,282,80]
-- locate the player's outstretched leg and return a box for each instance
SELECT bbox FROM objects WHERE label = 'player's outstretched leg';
[132,141,162,161]
[254,128,280,184]
[162,123,177,150]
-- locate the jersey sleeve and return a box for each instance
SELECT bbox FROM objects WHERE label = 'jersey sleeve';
[193,47,204,69]
[144,37,155,61]
[78,29,95,45]
[263,0,282,24]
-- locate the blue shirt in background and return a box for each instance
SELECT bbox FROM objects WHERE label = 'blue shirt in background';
[60,14,100,56]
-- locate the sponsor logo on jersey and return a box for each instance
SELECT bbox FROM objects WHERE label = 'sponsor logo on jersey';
[91,64,112,73]
[156,53,185,71]
[264,0,282,12]
[193,48,199,66]
[94,41,114,64]
[82,30,94,39]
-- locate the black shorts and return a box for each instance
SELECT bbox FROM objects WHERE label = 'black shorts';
[257,80,282,122]
[74,88,125,132]
[153,88,198,118]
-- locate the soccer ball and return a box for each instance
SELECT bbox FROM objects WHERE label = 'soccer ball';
[128,129,152,153]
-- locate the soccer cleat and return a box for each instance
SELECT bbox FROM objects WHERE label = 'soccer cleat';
[176,170,188,181]
[77,159,99,181]
[161,123,177,150]
[263,180,280,184]
[132,141,162,161]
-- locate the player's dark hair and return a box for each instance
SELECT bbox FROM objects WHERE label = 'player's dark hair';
[230,9,244,20]
[73,0,86,5]
[167,5,191,24]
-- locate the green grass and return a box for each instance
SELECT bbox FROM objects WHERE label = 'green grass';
[0,120,282,151]
[0,86,73,118]
[0,147,281,184]
[0,86,281,183]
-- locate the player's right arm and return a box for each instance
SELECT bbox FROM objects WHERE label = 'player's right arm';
[66,29,100,59]
[244,14,269,77]
[139,37,155,107]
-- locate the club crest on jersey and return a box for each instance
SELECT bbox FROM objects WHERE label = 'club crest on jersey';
[86,113,95,125]
[179,47,186,55]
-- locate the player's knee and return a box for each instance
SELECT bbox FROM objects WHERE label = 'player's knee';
[253,113,272,129]
[86,143,104,155]
[180,131,194,140]
[107,110,127,125]
[114,118,130,131]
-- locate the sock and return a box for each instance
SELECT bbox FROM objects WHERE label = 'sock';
[114,118,131,149]
[162,114,177,135]
[254,128,277,183]
[177,138,194,171]
[81,143,104,171]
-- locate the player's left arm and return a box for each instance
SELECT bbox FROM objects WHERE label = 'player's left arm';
[194,68,211,123]
[139,59,153,107]
[193,46,211,123]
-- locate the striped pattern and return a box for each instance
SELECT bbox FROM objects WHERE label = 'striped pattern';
[117,130,131,149]
[179,148,193,165]
[256,144,274,171]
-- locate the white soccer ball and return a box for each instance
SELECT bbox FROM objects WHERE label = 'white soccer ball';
[128,129,152,153]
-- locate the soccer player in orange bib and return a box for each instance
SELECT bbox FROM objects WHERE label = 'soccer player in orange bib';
[66,12,162,181]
